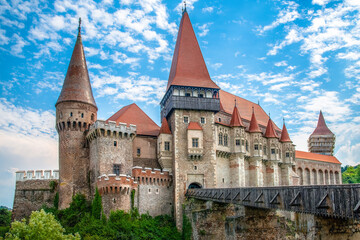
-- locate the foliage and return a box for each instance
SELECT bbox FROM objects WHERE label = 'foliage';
[41,193,181,240]
[4,209,80,240]
[342,165,360,183]
[91,189,102,220]
[0,208,11,238]
[130,189,135,209]
[54,192,59,210]
[49,181,58,193]
[182,213,192,240]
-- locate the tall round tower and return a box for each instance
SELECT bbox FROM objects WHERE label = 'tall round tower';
[55,19,97,209]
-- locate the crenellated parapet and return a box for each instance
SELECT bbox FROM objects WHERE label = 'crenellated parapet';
[97,174,138,195]
[86,120,136,142]
[132,166,172,186]
[15,170,59,181]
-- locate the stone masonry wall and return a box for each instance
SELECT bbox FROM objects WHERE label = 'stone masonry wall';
[185,199,360,240]
[137,184,173,216]
[169,109,217,229]
[12,179,58,220]
[133,136,161,169]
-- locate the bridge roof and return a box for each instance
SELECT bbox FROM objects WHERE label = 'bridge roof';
[295,150,341,164]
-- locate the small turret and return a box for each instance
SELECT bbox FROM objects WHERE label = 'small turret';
[157,118,173,171]
[308,110,335,155]
[280,121,292,143]
[229,102,244,127]
[248,108,261,133]
[265,118,277,138]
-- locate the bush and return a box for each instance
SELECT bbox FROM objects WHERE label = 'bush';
[4,209,80,240]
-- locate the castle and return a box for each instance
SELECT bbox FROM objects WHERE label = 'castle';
[13,10,342,228]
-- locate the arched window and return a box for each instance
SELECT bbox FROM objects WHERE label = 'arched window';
[297,167,303,185]
[218,132,223,145]
[312,169,317,185]
[91,114,94,121]
[224,134,228,146]
[305,168,310,185]
[246,140,249,151]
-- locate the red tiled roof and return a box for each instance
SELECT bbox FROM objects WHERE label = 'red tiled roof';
[265,118,278,138]
[159,117,172,135]
[295,150,341,164]
[219,90,280,131]
[56,27,97,109]
[166,11,219,90]
[248,110,262,133]
[107,103,160,136]
[280,123,292,142]
[311,110,334,136]
[229,105,244,127]
[187,122,203,130]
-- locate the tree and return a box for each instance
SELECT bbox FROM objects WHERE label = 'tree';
[5,209,80,240]
[92,188,102,220]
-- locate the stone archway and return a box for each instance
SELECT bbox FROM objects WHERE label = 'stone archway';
[188,182,202,189]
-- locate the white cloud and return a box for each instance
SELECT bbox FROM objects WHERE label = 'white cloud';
[10,34,28,57]
[211,62,222,70]
[202,7,214,13]
[198,23,212,37]
[258,1,300,34]
[0,29,10,45]
[274,61,288,67]
[312,0,331,6]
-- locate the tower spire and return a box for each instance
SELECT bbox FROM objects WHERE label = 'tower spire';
[183,1,187,13]
[166,9,219,90]
[280,119,292,142]
[56,19,97,109]
[265,118,277,138]
[249,108,262,133]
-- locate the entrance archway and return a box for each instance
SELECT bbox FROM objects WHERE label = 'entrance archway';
[188,182,202,189]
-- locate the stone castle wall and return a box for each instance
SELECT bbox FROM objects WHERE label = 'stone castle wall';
[13,170,59,220]
[133,136,161,169]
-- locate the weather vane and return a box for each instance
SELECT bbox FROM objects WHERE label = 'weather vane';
[78,17,81,32]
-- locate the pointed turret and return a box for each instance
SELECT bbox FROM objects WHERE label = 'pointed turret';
[230,104,244,127]
[280,121,292,142]
[56,20,97,109]
[265,118,277,138]
[310,110,333,136]
[248,109,262,133]
[166,11,219,90]
[159,117,172,135]
[308,110,335,155]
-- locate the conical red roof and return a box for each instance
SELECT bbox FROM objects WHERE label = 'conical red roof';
[311,111,334,136]
[248,110,262,133]
[230,105,244,127]
[166,11,219,90]
[265,118,277,138]
[107,103,160,136]
[56,25,97,109]
[159,117,172,135]
[280,123,292,142]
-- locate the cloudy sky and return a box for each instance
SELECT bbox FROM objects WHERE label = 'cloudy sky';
[1,0,360,207]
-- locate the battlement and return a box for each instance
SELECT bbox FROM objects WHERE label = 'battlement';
[86,120,136,142]
[15,170,59,181]
[132,166,172,186]
[97,174,138,195]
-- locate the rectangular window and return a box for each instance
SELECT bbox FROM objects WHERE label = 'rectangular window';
[200,117,205,124]
[165,141,170,151]
[192,138,199,148]
[271,148,275,154]
[137,148,141,156]
[184,116,189,123]
[286,152,290,158]
[114,141,117,147]
[113,164,121,175]
[254,144,258,150]
[199,94,204,98]
[185,92,191,97]
[235,139,240,146]
[242,139,245,146]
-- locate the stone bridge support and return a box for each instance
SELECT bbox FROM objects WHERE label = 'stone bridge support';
[185,199,360,240]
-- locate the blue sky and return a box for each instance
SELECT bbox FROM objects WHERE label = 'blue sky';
[1,0,360,208]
